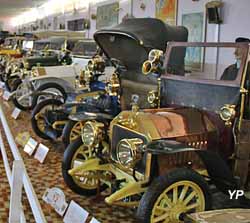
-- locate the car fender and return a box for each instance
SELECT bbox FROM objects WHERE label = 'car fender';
[146,139,238,191]
[30,77,75,93]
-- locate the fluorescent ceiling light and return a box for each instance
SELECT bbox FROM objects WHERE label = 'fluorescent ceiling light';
[11,0,104,27]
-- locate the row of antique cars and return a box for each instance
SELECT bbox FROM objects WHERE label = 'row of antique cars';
[2,18,250,222]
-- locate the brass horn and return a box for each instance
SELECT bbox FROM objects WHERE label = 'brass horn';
[148,49,163,63]
[142,60,154,75]
[142,49,164,75]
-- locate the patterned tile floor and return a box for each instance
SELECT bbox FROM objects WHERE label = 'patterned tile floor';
[0,94,137,223]
[0,91,248,223]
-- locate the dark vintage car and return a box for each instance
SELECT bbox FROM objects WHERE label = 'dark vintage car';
[62,35,250,222]
[21,36,79,70]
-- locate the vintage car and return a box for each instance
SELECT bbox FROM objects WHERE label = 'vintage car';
[0,35,37,58]
[2,37,63,91]
[0,31,86,85]
[62,37,250,222]
[10,38,96,110]
[30,54,119,142]
[0,35,37,79]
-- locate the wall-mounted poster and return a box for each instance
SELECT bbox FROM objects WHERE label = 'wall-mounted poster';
[155,0,177,25]
[96,2,119,29]
[182,12,205,70]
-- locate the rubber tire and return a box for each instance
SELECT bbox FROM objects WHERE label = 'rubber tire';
[31,82,67,109]
[12,80,32,111]
[31,98,64,140]
[136,168,212,223]
[62,120,84,148]
[62,137,108,196]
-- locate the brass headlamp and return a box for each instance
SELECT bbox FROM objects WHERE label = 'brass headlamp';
[81,121,104,147]
[116,138,144,168]
[142,49,163,75]
[219,104,236,126]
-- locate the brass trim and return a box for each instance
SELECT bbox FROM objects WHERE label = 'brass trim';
[239,47,250,130]
[52,120,67,129]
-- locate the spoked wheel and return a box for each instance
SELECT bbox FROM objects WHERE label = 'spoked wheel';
[12,81,33,110]
[31,82,67,109]
[31,99,64,140]
[62,137,108,196]
[137,168,211,223]
[62,120,85,148]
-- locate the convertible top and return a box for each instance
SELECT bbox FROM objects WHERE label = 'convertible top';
[94,18,188,69]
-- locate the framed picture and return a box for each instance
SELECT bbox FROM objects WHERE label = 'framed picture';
[96,2,119,29]
[155,0,178,25]
[182,12,206,71]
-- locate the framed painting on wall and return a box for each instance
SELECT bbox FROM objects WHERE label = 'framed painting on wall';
[182,12,206,71]
[155,0,177,25]
[96,2,119,29]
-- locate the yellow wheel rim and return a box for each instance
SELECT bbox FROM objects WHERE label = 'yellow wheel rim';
[70,144,99,190]
[151,180,205,223]
[69,121,85,143]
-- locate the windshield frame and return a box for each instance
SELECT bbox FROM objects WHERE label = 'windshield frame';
[163,42,249,87]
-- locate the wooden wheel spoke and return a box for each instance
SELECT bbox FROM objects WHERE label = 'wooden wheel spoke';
[71,128,81,135]
[172,187,178,204]
[183,191,197,206]
[152,212,169,223]
[179,185,189,202]
[155,206,169,212]
[185,202,199,211]
[77,149,90,159]
[88,146,93,157]
[161,194,172,207]
[154,206,169,216]
[79,122,84,129]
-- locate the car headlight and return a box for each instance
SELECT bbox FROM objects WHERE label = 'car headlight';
[116,138,144,168]
[220,104,236,125]
[81,121,104,147]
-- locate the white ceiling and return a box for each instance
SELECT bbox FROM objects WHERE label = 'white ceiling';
[0,0,47,21]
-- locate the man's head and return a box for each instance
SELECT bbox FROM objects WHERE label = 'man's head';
[234,37,250,59]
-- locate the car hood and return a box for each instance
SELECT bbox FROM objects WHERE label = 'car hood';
[112,107,217,140]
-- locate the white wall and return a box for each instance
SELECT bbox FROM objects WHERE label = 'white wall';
[8,0,250,42]
[178,0,250,42]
